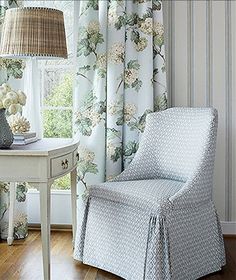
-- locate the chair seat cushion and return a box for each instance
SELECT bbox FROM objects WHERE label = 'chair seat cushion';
[89,178,184,210]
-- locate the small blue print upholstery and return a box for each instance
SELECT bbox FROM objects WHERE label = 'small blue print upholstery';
[74,107,226,280]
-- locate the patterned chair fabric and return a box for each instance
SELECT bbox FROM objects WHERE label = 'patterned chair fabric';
[74,107,226,280]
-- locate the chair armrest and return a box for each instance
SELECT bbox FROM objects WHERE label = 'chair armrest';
[169,172,213,208]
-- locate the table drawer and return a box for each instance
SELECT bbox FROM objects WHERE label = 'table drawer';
[51,152,73,178]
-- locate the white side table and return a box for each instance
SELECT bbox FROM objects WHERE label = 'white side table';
[0,138,79,280]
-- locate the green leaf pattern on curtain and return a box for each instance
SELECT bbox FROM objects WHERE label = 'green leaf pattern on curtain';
[0,0,25,84]
[74,0,167,191]
[0,0,28,240]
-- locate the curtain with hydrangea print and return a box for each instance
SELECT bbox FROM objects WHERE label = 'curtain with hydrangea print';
[74,0,167,192]
[0,0,28,240]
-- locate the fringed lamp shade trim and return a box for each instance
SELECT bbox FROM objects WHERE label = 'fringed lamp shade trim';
[0,7,68,59]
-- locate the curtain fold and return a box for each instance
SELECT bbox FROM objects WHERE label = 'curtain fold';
[0,0,28,240]
[74,0,167,192]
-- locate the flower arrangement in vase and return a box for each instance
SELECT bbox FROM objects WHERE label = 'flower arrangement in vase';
[0,83,27,148]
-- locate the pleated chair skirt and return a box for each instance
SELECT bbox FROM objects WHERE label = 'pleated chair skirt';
[74,197,225,280]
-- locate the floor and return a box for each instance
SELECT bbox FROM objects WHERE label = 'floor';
[0,231,235,280]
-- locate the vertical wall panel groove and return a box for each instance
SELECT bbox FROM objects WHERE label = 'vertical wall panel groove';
[231,0,236,221]
[174,1,188,106]
[170,1,175,107]
[206,0,212,106]
[194,1,207,107]
[187,1,194,106]
[225,0,232,221]
[164,0,174,108]
[211,0,226,220]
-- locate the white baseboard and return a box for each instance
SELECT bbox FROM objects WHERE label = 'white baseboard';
[221,221,236,235]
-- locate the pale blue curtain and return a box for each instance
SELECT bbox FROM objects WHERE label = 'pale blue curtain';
[74,0,167,192]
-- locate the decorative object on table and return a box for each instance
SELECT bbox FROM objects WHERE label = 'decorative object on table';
[0,83,27,149]
[13,132,36,140]
[8,115,38,145]
[8,114,30,134]
[13,135,38,146]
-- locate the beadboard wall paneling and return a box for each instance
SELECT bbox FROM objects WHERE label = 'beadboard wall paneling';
[164,0,235,221]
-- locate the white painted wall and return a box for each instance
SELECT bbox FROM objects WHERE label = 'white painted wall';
[163,0,236,221]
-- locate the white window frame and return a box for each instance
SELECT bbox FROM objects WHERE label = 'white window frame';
[39,63,74,140]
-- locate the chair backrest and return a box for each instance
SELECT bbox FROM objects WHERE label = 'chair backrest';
[133,107,218,182]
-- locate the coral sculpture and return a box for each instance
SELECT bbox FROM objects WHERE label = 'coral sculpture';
[8,114,30,134]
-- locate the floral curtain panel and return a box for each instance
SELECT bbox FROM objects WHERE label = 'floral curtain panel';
[74,0,167,191]
[0,0,28,240]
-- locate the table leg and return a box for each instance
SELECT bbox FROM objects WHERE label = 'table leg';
[70,168,77,246]
[39,182,51,280]
[7,182,16,246]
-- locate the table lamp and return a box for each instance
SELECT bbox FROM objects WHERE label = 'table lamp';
[0,7,68,146]
[0,7,67,59]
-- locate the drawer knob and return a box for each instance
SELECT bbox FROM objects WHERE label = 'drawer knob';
[61,159,69,169]
[76,152,79,161]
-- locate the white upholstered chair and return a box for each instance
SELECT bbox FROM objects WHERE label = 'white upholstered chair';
[74,107,225,280]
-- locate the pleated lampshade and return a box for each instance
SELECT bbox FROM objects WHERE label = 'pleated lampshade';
[0,7,68,59]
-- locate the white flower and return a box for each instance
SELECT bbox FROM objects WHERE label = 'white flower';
[0,100,3,109]
[107,103,118,115]
[8,104,19,115]
[139,18,153,35]
[84,151,95,162]
[17,104,22,112]
[107,142,116,156]
[124,68,138,85]
[2,97,13,109]
[6,91,18,103]
[83,109,101,126]
[2,83,11,93]
[17,90,27,106]
[108,8,119,26]
[153,22,164,38]
[87,21,100,34]
[0,90,6,100]
[124,104,136,121]
[108,43,125,64]
[97,53,107,69]
[78,146,95,162]
[14,213,27,227]
[134,37,148,51]
[90,111,101,126]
